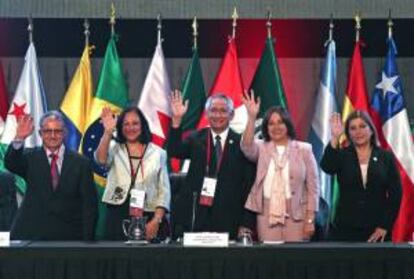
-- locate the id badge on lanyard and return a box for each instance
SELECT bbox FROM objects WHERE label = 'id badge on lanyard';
[199,132,223,207]
[127,144,147,217]
[129,188,145,217]
[199,177,217,206]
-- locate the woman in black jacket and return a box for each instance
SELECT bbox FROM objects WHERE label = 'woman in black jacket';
[321,110,402,242]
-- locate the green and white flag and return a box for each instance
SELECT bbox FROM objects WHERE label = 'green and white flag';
[0,43,47,193]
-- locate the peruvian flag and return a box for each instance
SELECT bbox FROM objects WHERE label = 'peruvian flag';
[197,38,247,132]
[370,37,414,242]
[138,35,172,147]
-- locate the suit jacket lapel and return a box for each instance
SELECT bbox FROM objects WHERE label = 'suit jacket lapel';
[287,141,296,183]
[366,147,380,189]
[38,148,55,194]
[58,150,71,190]
[218,129,237,175]
[349,145,365,189]
[198,129,209,174]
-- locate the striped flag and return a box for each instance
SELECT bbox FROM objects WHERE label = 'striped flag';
[197,38,246,132]
[370,38,414,242]
[308,39,338,226]
[0,43,47,193]
[60,46,93,151]
[0,43,47,148]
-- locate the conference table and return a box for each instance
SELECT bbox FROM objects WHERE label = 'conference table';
[0,241,413,279]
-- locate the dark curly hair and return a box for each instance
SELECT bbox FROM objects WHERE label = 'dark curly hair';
[115,107,152,144]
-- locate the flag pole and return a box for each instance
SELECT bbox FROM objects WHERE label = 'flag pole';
[109,3,116,36]
[232,7,238,39]
[354,11,361,42]
[266,10,272,39]
[27,16,34,44]
[387,9,393,39]
[328,14,334,42]
[192,16,198,50]
[157,13,162,45]
[83,19,90,47]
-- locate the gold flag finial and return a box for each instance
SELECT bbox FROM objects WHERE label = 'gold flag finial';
[387,9,393,39]
[109,3,116,35]
[232,6,238,39]
[266,10,272,39]
[192,16,198,49]
[354,11,361,42]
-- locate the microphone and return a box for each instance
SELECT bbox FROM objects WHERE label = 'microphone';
[191,191,198,232]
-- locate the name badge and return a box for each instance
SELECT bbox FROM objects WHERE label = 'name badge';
[199,177,217,207]
[0,232,10,247]
[130,189,146,217]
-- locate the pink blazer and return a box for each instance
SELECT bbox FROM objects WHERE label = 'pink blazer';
[242,139,319,220]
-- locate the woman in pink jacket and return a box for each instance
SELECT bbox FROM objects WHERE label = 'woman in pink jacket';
[241,92,319,242]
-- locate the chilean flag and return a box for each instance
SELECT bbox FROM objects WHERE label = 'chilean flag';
[370,37,414,242]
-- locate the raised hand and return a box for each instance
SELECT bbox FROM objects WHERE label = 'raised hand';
[170,90,189,127]
[100,107,117,134]
[15,115,34,140]
[330,112,344,139]
[242,89,260,119]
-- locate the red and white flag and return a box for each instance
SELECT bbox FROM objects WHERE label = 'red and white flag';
[138,35,171,146]
[370,38,414,242]
[197,38,246,132]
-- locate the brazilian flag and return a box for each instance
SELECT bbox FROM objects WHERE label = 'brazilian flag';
[82,34,129,239]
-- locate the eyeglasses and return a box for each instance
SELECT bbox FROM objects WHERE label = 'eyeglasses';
[41,129,64,135]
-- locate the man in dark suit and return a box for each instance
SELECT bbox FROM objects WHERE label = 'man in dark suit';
[5,111,97,240]
[0,170,17,231]
[167,91,255,239]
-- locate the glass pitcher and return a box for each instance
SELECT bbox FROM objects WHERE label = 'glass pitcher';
[122,216,147,241]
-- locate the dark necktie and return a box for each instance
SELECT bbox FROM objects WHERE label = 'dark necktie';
[209,135,222,176]
[214,135,222,165]
[50,153,59,190]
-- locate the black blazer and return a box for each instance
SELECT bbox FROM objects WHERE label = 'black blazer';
[320,144,402,232]
[167,127,256,239]
[0,170,17,231]
[5,145,98,241]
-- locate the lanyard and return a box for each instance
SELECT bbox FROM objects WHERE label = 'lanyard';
[205,130,226,174]
[126,144,148,186]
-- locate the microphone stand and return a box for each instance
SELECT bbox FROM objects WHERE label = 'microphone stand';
[191,191,198,232]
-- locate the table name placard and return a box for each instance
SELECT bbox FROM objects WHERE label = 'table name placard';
[0,232,10,247]
[183,232,229,247]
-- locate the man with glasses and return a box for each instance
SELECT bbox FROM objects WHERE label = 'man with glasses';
[167,91,256,239]
[4,111,97,240]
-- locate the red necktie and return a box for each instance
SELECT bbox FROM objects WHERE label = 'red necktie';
[50,153,59,190]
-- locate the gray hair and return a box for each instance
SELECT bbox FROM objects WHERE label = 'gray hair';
[204,94,234,112]
[39,110,66,128]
